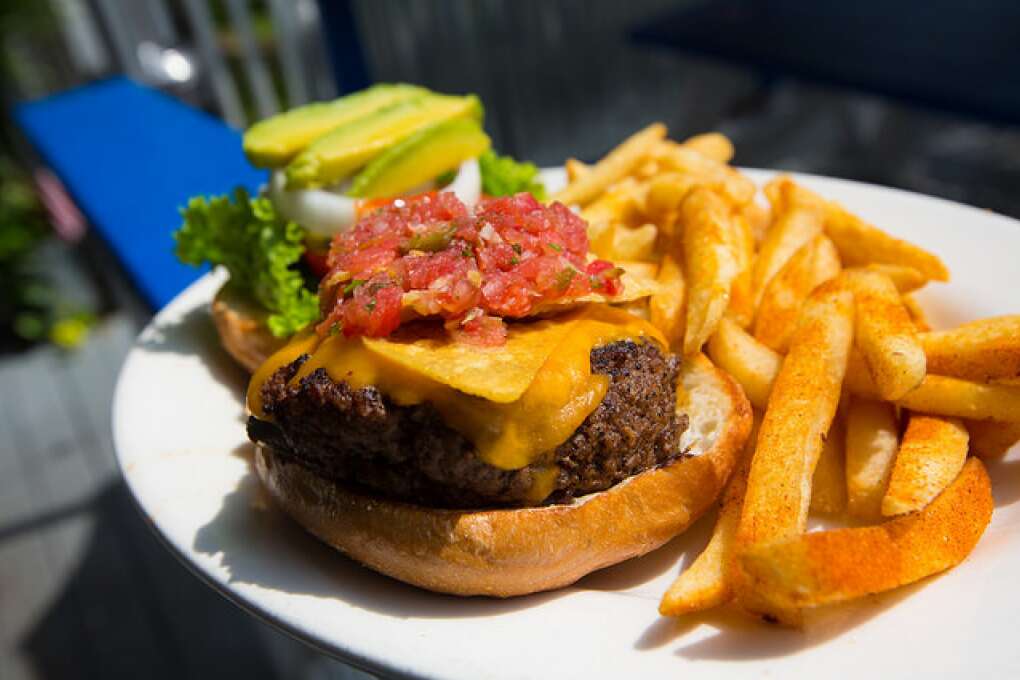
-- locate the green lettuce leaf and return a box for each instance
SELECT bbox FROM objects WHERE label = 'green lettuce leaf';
[478,150,547,200]
[174,188,319,337]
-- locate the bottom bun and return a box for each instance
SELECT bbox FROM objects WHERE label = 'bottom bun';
[255,353,752,597]
[211,284,286,373]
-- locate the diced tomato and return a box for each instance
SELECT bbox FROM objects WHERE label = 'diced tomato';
[317,191,626,344]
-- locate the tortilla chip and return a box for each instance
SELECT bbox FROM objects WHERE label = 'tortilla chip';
[525,261,663,317]
[363,318,579,403]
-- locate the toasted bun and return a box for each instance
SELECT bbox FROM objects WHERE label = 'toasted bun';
[211,284,286,373]
[255,353,752,597]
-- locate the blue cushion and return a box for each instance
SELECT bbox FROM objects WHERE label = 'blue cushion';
[15,77,267,310]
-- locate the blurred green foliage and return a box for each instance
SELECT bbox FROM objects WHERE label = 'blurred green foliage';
[0,159,94,349]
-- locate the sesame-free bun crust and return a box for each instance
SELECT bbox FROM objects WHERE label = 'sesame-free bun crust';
[255,353,752,597]
[211,284,285,373]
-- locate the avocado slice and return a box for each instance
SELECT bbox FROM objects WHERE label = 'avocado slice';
[243,83,426,168]
[348,118,490,198]
[284,94,483,190]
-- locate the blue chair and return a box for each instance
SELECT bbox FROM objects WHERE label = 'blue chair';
[15,78,267,310]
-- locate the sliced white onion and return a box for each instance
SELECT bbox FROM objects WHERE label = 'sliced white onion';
[447,157,481,206]
[268,172,357,238]
[268,158,482,238]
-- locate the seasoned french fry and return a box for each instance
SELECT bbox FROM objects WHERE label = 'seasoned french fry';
[727,212,757,328]
[607,223,658,262]
[753,235,841,352]
[857,264,928,293]
[750,207,824,311]
[580,176,644,225]
[740,458,992,610]
[554,123,666,207]
[965,419,1020,459]
[649,253,686,350]
[682,188,740,355]
[654,142,755,206]
[680,132,735,163]
[882,414,968,517]
[845,397,899,520]
[844,347,879,398]
[707,317,782,410]
[644,172,695,222]
[825,203,950,281]
[564,157,590,182]
[734,283,853,620]
[843,269,927,400]
[765,177,949,281]
[903,294,931,332]
[741,200,771,245]
[811,417,848,515]
[896,375,1020,422]
[582,178,644,258]
[660,414,759,616]
[920,315,1020,383]
[763,175,829,216]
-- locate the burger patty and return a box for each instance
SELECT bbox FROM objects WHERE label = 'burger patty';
[248,340,686,508]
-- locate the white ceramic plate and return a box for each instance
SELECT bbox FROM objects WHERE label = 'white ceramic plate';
[114,170,1020,679]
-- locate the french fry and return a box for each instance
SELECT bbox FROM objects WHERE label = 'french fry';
[654,142,755,206]
[965,419,1020,459]
[920,315,1020,383]
[564,157,590,182]
[649,253,686,350]
[582,178,644,258]
[824,203,950,281]
[882,414,968,517]
[660,414,759,616]
[607,223,658,262]
[843,269,927,400]
[844,346,880,398]
[682,188,740,355]
[727,212,757,328]
[845,397,899,520]
[903,294,931,332]
[896,375,1020,422]
[740,458,992,610]
[750,207,824,311]
[554,123,666,207]
[734,283,853,620]
[707,317,782,410]
[680,132,735,163]
[811,416,848,515]
[741,200,771,245]
[580,176,645,225]
[763,175,829,217]
[753,235,841,352]
[857,264,928,293]
[765,177,949,281]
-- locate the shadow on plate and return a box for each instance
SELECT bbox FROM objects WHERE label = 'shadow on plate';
[623,452,1020,661]
[136,302,249,397]
[193,444,568,622]
[986,456,1020,508]
[631,578,923,661]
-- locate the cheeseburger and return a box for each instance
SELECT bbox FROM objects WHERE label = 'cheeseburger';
[242,190,751,597]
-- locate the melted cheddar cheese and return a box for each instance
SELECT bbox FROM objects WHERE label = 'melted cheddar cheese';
[247,306,666,500]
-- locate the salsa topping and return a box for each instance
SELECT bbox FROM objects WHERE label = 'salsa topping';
[317,191,623,344]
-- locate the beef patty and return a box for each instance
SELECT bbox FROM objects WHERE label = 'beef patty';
[248,340,686,508]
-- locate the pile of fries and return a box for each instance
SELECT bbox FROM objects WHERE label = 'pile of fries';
[553,124,1016,625]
